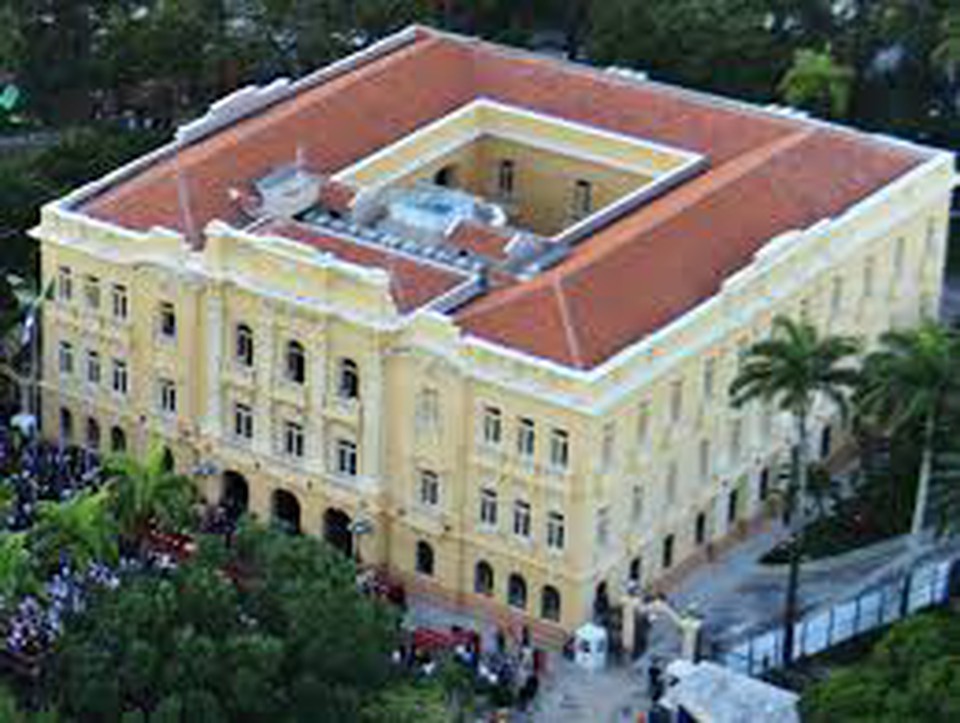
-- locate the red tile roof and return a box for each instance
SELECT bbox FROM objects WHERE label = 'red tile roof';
[446,220,514,261]
[77,27,929,369]
[257,220,467,313]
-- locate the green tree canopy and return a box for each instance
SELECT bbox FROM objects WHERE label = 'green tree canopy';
[52,523,406,723]
[801,612,960,723]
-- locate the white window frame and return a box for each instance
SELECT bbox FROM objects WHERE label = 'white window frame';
[233,403,254,440]
[419,469,440,507]
[158,301,176,340]
[85,350,101,385]
[513,500,531,539]
[550,428,570,469]
[58,341,74,376]
[517,417,535,458]
[111,359,128,395]
[546,511,565,550]
[336,438,358,477]
[284,420,305,458]
[111,283,129,320]
[159,378,177,415]
[83,275,100,310]
[482,405,502,446]
[479,488,498,527]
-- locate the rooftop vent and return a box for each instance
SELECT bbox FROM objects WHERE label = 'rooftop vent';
[255,165,322,219]
[378,183,507,245]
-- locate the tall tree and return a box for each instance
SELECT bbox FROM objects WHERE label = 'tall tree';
[856,321,960,543]
[779,47,856,117]
[730,315,859,666]
[104,444,197,548]
[31,488,117,573]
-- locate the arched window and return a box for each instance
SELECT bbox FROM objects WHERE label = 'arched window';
[85,417,101,450]
[475,561,494,596]
[695,512,707,545]
[416,541,435,576]
[236,323,254,367]
[434,165,457,188]
[110,426,127,453]
[286,340,306,384]
[338,358,359,400]
[59,408,73,443]
[272,489,301,535]
[508,573,527,609]
[820,425,833,460]
[629,557,642,585]
[541,585,561,622]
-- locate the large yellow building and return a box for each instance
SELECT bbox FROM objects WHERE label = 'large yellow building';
[33,27,955,637]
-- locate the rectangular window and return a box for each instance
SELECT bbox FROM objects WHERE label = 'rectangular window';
[517,417,535,458]
[831,276,844,316]
[159,378,177,414]
[233,403,253,440]
[699,438,711,480]
[550,428,570,469]
[57,267,73,302]
[336,439,358,477]
[730,418,743,463]
[159,301,176,339]
[111,359,128,395]
[637,402,650,447]
[84,275,100,310]
[670,379,684,423]
[662,534,675,569]
[480,488,498,526]
[596,506,611,548]
[666,461,678,506]
[482,405,502,445]
[86,350,101,385]
[632,485,644,524]
[419,470,440,507]
[863,256,875,299]
[498,159,515,198]
[702,358,716,401]
[513,500,531,539]
[547,511,565,550]
[601,422,615,471]
[416,388,440,433]
[894,237,906,280]
[111,284,129,320]
[572,179,593,219]
[58,341,74,375]
[284,421,304,458]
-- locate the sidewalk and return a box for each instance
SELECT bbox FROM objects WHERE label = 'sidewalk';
[667,520,960,647]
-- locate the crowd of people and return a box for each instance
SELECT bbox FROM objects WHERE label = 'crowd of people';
[0,431,105,531]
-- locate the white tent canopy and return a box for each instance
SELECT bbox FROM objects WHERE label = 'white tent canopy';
[661,660,800,723]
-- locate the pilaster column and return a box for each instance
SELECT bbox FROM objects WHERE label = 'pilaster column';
[202,291,225,440]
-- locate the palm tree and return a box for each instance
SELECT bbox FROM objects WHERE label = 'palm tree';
[778,47,855,118]
[31,488,117,573]
[856,321,960,545]
[104,444,198,549]
[730,315,859,665]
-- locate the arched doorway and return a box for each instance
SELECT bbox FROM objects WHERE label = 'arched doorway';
[434,165,457,188]
[415,541,435,576]
[594,581,610,623]
[324,508,353,557]
[221,471,250,519]
[272,489,301,535]
[161,446,175,473]
[820,425,833,460]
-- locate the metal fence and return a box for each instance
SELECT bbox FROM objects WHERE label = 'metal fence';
[716,557,957,677]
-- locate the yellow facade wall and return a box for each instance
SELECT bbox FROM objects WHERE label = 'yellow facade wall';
[34,149,954,640]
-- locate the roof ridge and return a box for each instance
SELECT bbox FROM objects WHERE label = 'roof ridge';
[456,126,817,322]
[552,276,584,369]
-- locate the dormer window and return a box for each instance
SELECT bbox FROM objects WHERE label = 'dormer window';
[572,179,593,220]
